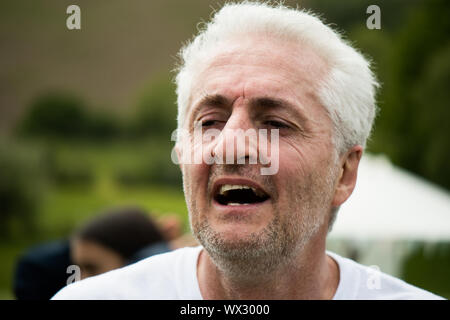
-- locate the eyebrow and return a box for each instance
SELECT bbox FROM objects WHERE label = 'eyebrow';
[189,94,232,126]
[250,96,309,127]
[200,94,230,107]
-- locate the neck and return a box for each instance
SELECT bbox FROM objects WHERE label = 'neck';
[197,230,339,300]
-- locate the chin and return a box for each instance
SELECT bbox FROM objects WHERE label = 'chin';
[200,221,274,252]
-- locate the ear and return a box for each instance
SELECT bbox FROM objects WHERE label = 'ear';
[174,143,183,172]
[331,145,363,207]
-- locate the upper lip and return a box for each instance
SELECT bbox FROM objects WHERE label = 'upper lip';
[211,177,270,199]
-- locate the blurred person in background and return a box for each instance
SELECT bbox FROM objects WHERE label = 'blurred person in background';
[158,214,199,249]
[14,207,175,299]
[71,207,170,280]
[13,240,73,300]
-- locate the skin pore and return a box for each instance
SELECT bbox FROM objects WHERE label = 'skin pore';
[177,35,362,299]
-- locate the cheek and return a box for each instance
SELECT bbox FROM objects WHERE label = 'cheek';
[278,126,335,175]
[275,137,336,202]
[182,163,210,206]
[277,138,312,178]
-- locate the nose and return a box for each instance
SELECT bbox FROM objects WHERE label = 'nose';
[210,105,258,165]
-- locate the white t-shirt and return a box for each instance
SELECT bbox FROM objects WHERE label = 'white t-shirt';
[52,246,443,300]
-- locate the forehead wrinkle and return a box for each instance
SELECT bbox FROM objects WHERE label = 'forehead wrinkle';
[185,37,330,130]
[200,35,329,86]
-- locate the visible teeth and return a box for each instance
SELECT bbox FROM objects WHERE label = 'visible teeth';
[228,202,250,206]
[219,184,253,195]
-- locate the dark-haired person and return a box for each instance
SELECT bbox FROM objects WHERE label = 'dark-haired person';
[70,207,170,279]
[15,207,169,299]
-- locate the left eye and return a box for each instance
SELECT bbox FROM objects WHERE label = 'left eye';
[264,120,289,129]
[201,120,217,127]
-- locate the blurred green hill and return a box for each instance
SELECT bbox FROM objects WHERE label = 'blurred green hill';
[0,0,214,133]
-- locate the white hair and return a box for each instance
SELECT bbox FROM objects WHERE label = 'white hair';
[175,1,379,153]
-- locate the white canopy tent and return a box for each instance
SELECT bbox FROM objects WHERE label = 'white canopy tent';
[329,153,450,241]
[327,153,450,276]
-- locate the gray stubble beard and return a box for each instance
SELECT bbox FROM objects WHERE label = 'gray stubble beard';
[184,161,338,284]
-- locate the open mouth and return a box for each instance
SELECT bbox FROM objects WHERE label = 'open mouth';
[214,184,270,206]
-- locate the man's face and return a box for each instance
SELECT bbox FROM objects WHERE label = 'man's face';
[179,36,340,271]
